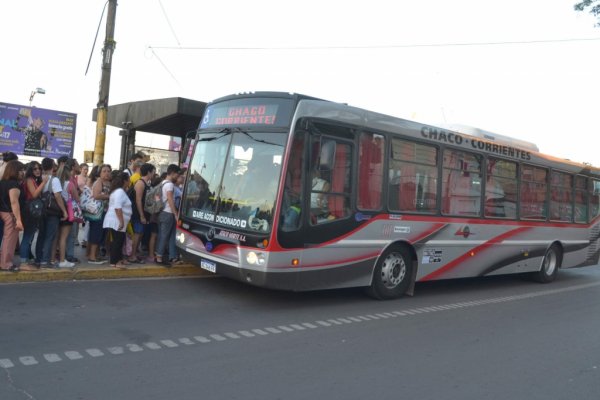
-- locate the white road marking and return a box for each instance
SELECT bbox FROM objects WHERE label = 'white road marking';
[144,342,161,350]
[44,354,62,363]
[86,349,104,357]
[19,357,38,366]
[160,340,179,348]
[107,347,124,355]
[65,351,83,360]
[209,334,227,341]
[276,325,295,332]
[179,338,195,345]
[126,344,144,352]
[238,330,255,338]
[265,327,282,334]
[194,336,211,343]
[0,359,14,368]
[224,332,241,339]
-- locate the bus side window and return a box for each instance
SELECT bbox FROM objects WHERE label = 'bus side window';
[309,136,352,224]
[281,131,305,231]
[357,132,384,210]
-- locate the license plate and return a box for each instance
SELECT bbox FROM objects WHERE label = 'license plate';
[200,259,216,273]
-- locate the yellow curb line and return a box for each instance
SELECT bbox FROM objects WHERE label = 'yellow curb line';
[0,264,213,283]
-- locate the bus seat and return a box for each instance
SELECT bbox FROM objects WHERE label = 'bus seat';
[399,181,416,212]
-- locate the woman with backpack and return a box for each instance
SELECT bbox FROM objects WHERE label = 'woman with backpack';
[127,163,155,264]
[19,161,48,265]
[87,164,111,264]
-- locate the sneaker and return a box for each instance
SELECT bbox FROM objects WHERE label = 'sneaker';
[40,262,58,269]
[88,259,107,265]
[58,260,75,268]
[66,257,80,263]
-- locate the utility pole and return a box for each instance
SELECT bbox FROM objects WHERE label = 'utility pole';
[93,0,118,166]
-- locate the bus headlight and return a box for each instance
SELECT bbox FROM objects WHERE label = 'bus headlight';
[178,232,185,244]
[246,251,266,265]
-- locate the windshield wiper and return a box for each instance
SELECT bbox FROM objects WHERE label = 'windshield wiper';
[198,128,232,142]
[233,127,283,147]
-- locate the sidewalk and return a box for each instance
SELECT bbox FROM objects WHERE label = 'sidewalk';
[0,239,210,284]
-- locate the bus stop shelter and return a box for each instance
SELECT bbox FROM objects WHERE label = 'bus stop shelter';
[92,97,207,167]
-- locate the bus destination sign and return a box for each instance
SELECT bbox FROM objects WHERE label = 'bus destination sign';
[200,98,294,129]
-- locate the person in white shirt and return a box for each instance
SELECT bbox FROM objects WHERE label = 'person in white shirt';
[155,164,181,266]
[103,171,132,269]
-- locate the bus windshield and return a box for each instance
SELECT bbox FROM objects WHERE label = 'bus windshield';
[182,130,286,232]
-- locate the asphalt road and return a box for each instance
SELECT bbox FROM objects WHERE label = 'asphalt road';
[1,267,600,400]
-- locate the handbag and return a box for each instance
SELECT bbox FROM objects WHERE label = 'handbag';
[81,185,103,216]
[42,177,63,217]
[83,201,104,221]
[66,182,84,223]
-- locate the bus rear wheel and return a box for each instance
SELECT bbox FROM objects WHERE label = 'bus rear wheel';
[531,244,561,283]
[367,246,413,300]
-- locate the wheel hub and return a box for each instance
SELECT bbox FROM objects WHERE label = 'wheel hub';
[381,253,406,289]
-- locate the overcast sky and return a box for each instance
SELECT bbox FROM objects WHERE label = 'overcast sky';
[2,0,599,167]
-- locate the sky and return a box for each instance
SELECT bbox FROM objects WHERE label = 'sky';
[2,0,600,167]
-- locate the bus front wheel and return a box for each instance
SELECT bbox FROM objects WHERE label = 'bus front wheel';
[367,247,413,300]
[531,244,561,283]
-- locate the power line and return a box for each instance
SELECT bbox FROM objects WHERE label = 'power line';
[85,1,109,75]
[148,37,600,51]
[149,47,182,88]
[157,0,181,46]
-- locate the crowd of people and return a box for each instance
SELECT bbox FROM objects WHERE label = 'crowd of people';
[0,151,184,272]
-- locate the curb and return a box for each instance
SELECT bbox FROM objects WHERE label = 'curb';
[0,263,213,283]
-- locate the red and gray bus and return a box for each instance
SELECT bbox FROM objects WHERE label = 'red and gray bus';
[176,92,600,299]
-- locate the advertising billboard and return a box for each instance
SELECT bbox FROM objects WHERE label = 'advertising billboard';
[0,102,77,158]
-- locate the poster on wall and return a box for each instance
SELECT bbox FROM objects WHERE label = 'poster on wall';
[0,102,77,158]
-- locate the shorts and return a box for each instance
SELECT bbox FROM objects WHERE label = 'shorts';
[131,219,145,234]
[59,220,73,227]
[88,218,105,245]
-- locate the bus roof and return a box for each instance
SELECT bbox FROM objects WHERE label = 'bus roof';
[205,91,600,176]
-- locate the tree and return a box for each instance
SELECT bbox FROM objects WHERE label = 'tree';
[574,0,600,25]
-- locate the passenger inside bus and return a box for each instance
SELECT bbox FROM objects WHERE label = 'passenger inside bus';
[311,168,334,223]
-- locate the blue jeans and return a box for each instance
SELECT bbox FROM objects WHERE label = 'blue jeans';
[66,223,76,259]
[156,211,176,260]
[19,223,38,262]
[36,216,60,263]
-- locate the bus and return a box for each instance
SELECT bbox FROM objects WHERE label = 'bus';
[176,92,600,299]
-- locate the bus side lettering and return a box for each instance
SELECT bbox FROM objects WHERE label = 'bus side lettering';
[421,127,531,161]
[421,127,463,145]
[470,138,531,160]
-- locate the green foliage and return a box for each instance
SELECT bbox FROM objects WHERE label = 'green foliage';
[574,0,600,24]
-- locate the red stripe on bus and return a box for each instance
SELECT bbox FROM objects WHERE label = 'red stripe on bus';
[409,223,447,244]
[420,226,532,281]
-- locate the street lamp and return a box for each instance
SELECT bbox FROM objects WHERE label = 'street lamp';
[29,87,46,106]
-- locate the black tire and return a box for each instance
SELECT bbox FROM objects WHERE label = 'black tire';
[531,244,561,283]
[366,246,413,300]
